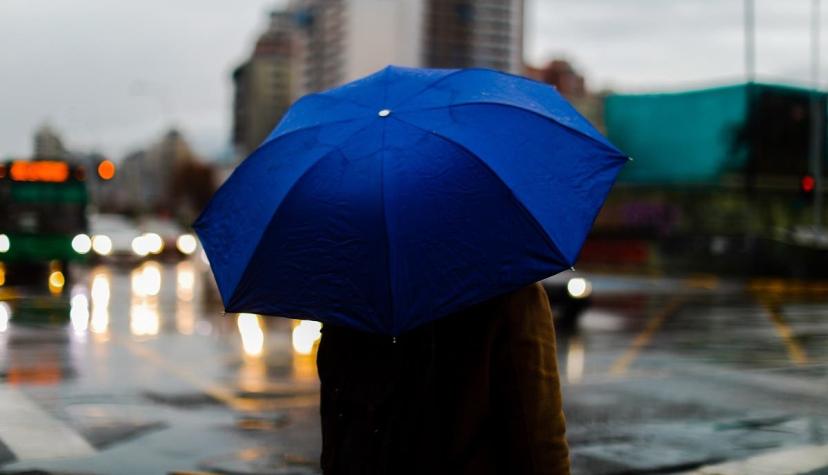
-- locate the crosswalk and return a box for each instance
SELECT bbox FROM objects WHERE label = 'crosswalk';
[0,387,95,462]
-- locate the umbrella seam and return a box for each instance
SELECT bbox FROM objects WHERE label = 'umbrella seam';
[257,114,370,152]
[380,69,397,334]
[226,120,380,312]
[390,115,572,268]
[389,67,465,109]
[398,101,628,160]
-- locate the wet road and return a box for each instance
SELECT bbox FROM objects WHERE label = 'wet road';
[0,261,826,474]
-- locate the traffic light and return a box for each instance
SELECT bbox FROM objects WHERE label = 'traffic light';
[801,174,816,202]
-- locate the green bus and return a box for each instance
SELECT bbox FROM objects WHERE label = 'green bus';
[0,160,89,297]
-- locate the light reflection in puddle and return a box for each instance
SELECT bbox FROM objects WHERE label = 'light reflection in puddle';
[237,313,264,357]
[132,261,161,297]
[130,262,161,337]
[292,320,322,355]
[90,269,110,336]
[176,262,196,335]
[566,335,585,383]
[292,320,322,382]
[70,293,90,336]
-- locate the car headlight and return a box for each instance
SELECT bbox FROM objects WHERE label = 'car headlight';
[567,278,592,299]
[132,236,150,257]
[92,235,113,256]
[176,234,197,255]
[143,233,164,255]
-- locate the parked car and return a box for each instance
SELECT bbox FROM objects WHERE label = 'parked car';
[542,269,593,328]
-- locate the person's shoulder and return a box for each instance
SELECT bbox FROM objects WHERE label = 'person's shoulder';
[504,281,548,305]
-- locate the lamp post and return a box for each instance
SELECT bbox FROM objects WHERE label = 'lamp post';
[811,0,823,230]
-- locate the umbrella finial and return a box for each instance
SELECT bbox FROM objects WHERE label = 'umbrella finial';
[378,109,391,118]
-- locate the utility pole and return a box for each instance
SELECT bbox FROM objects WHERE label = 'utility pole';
[745,0,756,82]
[811,0,823,230]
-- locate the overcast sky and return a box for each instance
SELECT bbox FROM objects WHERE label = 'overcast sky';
[0,0,825,160]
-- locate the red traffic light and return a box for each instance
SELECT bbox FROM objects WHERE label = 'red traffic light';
[801,175,816,193]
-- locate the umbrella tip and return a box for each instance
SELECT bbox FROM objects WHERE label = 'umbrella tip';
[378,109,391,118]
[628,156,635,161]
[570,266,576,271]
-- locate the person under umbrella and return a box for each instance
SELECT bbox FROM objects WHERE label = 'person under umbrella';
[195,66,627,474]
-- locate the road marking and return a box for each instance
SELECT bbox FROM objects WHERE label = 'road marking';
[690,444,828,475]
[117,337,319,412]
[758,298,809,366]
[610,296,685,375]
[0,387,95,460]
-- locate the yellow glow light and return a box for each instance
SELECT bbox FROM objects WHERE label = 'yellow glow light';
[48,271,65,294]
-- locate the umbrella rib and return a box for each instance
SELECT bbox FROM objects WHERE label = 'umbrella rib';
[399,101,627,159]
[390,116,572,268]
[226,120,379,310]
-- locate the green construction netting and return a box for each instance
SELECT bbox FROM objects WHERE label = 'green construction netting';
[605,83,826,184]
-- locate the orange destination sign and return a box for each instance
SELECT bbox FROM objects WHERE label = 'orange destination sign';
[9,161,70,182]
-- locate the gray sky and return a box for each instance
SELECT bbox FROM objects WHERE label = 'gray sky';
[0,0,825,160]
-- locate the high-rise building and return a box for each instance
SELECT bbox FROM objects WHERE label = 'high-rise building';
[232,10,302,155]
[231,0,525,157]
[425,0,524,73]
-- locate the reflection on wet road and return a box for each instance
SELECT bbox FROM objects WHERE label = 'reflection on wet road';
[0,264,826,474]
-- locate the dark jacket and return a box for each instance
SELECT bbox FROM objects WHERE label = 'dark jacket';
[317,282,569,475]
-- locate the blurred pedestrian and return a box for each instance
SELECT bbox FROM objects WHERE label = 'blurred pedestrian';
[316,281,569,475]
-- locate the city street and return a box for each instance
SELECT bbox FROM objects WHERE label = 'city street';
[0,261,827,475]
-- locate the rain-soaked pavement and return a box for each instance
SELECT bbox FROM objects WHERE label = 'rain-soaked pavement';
[0,259,827,475]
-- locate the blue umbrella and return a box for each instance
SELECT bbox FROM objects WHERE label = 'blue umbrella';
[194,65,627,335]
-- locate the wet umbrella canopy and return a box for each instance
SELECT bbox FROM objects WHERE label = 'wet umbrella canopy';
[194,65,627,335]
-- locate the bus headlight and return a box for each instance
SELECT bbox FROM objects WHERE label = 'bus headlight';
[71,234,92,254]
[176,234,197,255]
[91,235,113,256]
[0,234,9,253]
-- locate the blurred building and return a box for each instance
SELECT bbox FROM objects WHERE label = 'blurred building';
[32,124,67,161]
[525,58,606,132]
[232,10,302,156]
[115,129,213,219]
[425,0,524,73]
[231,0,525,157]
[525,59,585,98]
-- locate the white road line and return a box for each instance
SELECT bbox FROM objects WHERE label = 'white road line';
[0,387,95,460]
[691,444,828,475]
